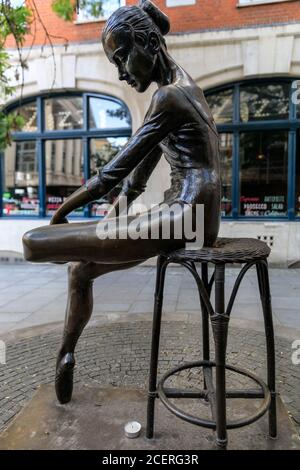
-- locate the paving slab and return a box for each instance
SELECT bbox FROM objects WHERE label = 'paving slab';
[0,385,299,450]
[0,265,299,337]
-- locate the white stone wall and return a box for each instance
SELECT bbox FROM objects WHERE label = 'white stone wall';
[2,23,300,265]
[220,221,300,268]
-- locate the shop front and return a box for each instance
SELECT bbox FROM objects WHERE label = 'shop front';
[0,92,132,219]
[1,19,300,266]
[204,78,300,266]
[206,78,300,220]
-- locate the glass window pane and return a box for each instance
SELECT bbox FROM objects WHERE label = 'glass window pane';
[205,89,233,124]
[240,83,290,122]
[45,140,84,216]
[89,97,131,129]
[9,102,38,132]
[45,97,83,131]
[296,130,300,217]
[77,0,120,20]
[10,1,25,7]
[240,131,288,217]
[219,133,233,216]
[2,141,39,216]
[90,137,129,217]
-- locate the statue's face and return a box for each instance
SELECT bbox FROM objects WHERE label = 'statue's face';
[104,27,158,93]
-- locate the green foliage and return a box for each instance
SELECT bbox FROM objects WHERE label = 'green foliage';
[52,0,75,22]
[0,1,31,149]
[0,111,25,150]
[0,49,12,96]
[52,0,104,22]
[0,2,31,47]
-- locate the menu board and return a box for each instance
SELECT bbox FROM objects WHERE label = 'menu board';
[47,196,63,213]
[241,195,286,216]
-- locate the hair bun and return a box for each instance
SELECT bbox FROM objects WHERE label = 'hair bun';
[140,0,170,36]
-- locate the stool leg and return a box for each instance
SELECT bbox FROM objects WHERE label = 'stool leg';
[201,263,210,362]
[199,263,210,399]
[211,264,229,449]
[256,260,277,439]
[146,255,168,439]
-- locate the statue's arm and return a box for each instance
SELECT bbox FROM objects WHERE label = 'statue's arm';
[50,86,181,224]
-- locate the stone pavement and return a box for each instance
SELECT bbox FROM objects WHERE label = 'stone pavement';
[0,263,299,441]
[0,321,299,439]
[0,264,300,335]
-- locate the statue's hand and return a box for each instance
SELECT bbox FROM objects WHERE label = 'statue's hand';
[50,213,69,226]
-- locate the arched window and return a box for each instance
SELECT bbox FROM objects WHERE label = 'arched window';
[205,78,300,220]
[0,93,132,218]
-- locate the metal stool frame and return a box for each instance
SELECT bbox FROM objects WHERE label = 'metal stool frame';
[146,248,277,449]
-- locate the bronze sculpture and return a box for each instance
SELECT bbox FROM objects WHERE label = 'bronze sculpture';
[22,0,221,404]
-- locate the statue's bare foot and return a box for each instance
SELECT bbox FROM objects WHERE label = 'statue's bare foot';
[55,352,75,404]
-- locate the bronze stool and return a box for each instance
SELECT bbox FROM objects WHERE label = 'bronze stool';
[146,238,277,449]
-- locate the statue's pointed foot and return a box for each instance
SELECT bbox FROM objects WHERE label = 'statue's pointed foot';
[55,352,75,404]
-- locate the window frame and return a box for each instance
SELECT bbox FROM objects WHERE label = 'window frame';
[0,91,132,219]
[166,0,196,7]
[237,0,296,7]
[205,77,300,221]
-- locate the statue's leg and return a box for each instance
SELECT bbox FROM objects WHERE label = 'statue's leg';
[22,203,187,265]
[55,259,142,404]
[22,204,189,403]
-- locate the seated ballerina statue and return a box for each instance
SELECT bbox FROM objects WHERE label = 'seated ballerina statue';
[22,0,221,404]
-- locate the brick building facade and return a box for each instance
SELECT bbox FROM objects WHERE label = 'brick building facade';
[6,0,300,47]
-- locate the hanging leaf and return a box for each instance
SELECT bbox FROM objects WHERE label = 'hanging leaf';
[52,0,76,22]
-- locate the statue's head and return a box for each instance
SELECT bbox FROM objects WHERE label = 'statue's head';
[102,1,170,93]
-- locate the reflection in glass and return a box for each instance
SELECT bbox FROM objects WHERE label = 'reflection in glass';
[45,140,84,216]
[90,137,129,217]
[3,141,39,215]
[9,101,38,132]
[45,97,83,131]
[292,79,300,117]
[240,131,288,216]
[219,133,233,216]
[77,0,120,20]
[206,89,233,124]
[240,83,290,122]
[89,97,131,129]
[296,130,300,216]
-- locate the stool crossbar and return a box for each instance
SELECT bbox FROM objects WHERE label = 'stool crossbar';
[146,238,277,449]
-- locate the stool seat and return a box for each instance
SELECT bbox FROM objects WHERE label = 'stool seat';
[165,237,270,264]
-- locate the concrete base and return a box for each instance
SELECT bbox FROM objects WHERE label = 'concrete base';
[0,385,299,450]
